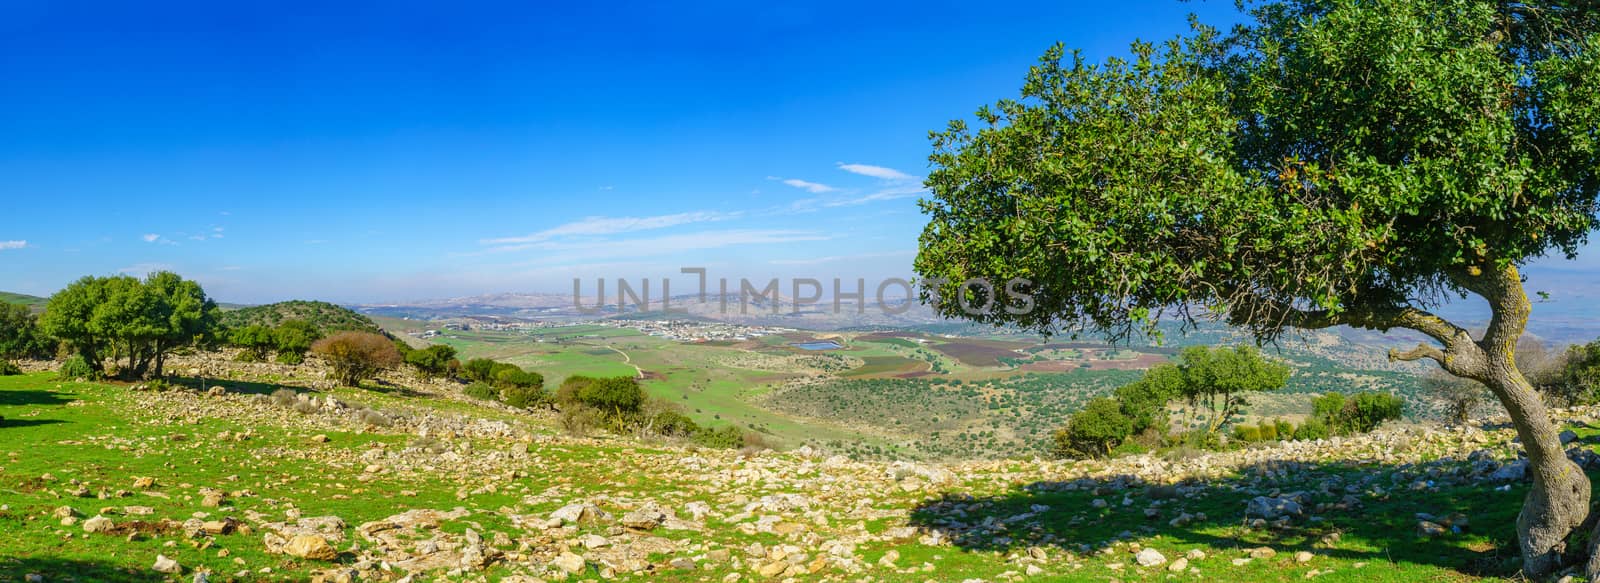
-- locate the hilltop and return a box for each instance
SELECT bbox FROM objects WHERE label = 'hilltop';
[220,300,382,334]
[0,354,1588,582]
[0,291,47,311]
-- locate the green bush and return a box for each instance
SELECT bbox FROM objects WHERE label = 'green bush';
[1052,397,1133,458]
[1293,417,1331,440]
[1258,422,1279,441]
[57,355,95,380]
[501,385,546,409]
[464,382,500,402]
[1274,418,1295,440]
[405,344,459,378]
[0,361,20,376]
[653,411,701,437]
[1232,424,1263,442]
[692,425,745,449]
[275,351,305,365]
[1338,392,1405,433]
[1312,392,1346,420]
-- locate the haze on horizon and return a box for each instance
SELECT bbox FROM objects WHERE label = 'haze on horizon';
[1,0,1596,311]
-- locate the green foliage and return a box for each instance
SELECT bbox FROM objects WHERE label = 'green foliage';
[1293,417,1331,441]
[1053,397,1133,458]
[57,355,95,380]
[219,300,379,335]
[1310,391,1404,435]
[0,302,51,361]
[1232,424,1263,442]
[310,331,401,387]
[229,325,276,361]
[1553,340,1600,404]
[1339,392,1406,434]
[40,272,218,379]
[275,351,304,365]
[0,361,20,376]
[495,367,542,389]
[404,344,458,378]
[271,320,320,359]
[691,425,745,449]
[501,384,547,409]
[462,358,499,383]
[1274,418,1295,440]
[915,0,1600,347]
[464,382,500,402]
[1257,421,1278,441]
[652,411,701,437]
[1112,364,1182,434]
[1313,393,1347,421]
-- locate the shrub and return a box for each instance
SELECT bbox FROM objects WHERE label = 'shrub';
[1257,421,1279,441]
[502,385,546,409]
[464,382,500,402]
[0,361,20,376]
[496,368,543,389]
[311,332,401,387]
[1052,397,1133,458]
[270,388,298,408]
[292,399,318,415]
[229,325,276,361]
[1293,417,1331,440]
[272,320,320,362]
[57,355,95,380]
[359,409,393,427]
[652,411,701,437]
[559,406,604,436]
[462,358,500,383]
[1274,418,1295,440]
[1231,424,1263,442]
[692,425,745,449]
[405,345,458,379]
[1337,392,1405,434]
[1312,392,1346,420]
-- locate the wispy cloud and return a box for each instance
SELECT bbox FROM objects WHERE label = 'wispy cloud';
[768,250,914,265]
[790,184,929,211]
[770,176,836,194]
[142,234,162,243]
[482,211,739,246]
[0,240,27,251]
[837,162,915,182]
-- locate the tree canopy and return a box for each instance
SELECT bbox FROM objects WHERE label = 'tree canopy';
[40,272,218,378]
[915,1,1599,576]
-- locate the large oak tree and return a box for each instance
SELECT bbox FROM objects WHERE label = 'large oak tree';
[915,0,1599,577]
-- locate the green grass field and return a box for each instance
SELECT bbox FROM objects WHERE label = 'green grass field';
[0,371,1555,582]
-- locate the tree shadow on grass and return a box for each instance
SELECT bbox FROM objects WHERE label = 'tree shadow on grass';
[907,455,1575,578]
[0,556,166,582]
[0,389,76,407]
[0,418,67,429]
[164,376,289,396]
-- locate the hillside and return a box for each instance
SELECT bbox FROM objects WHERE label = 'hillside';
[219,300,382,334]
[0,356,1588,582]
[0,291,47,311]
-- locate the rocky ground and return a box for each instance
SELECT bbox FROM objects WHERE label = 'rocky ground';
[1,356,1595,582]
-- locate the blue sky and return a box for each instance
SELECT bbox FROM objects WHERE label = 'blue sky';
[0,1,1595,311]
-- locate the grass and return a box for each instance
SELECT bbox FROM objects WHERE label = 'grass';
[0,371,1572,582]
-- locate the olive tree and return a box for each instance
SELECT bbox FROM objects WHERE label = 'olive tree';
[915,0,1599,576]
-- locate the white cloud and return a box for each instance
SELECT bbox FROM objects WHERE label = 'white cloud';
[790,185,929,211]
[142,234,162,243]
[837,163,915,182]
[769,250,914,265]
[482,211,738,245]
[0,240,26,250]
[769,176,836,194]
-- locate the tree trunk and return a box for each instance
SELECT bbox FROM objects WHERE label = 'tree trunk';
[1484,367,1591,578]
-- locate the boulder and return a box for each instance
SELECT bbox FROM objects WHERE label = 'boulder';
[1135,548,1166,567]
[1245,496,1303,520]
[283,534,338,560]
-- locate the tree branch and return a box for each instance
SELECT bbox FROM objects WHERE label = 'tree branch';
[1389,342,1446,365]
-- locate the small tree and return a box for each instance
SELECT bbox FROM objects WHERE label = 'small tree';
[405,344,459,379]
[1052,397,1133,458]
[0,303,49,364]
[311,332,401,387]
[272,320,320,364]
[1175,346,1290,434]
[1338,393,1406,434]
[41,272,216,379]
[230,325,276,361]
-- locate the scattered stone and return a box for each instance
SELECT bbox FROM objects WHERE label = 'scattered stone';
[1168,557,1188,572]
[1134,548,1166,567]
[83,515,114,534]
[153,554,182,574]
[1295,551,1315,563]
[283,534,338,560]
[550,552,586,573]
